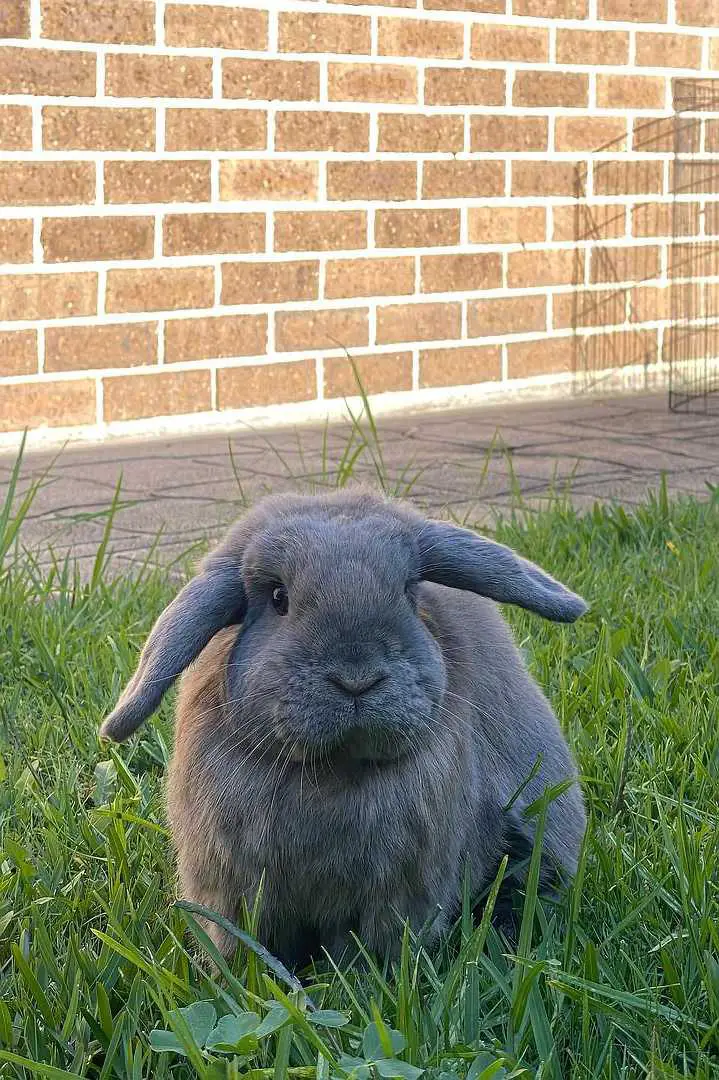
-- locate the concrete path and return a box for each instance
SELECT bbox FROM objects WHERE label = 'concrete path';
[2,391,717,576]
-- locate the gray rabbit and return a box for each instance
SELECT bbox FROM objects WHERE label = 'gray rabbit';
[100,489,587,967]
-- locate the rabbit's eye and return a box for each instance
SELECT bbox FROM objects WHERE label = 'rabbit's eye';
[271,584,289,616]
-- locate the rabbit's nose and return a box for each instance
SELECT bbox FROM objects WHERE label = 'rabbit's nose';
[326,667,388,698]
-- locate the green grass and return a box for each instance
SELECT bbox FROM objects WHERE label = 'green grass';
[1,425,718,1080]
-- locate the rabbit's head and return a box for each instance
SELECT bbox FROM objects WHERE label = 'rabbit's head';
[100,490,587,754]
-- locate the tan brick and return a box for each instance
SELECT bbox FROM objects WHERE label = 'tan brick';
[551,206,579,245]
[599,0,668,20]
[468,206,546,245]
[274,211,366,253]
[669,159,717,196]
[104,370,211,423]
[105,161,210,204]
[423,161,504,200]
[378,113,463,153]
[470,115,548,152]
[376,301,461,344]
[274,110,369,151]
[222,260,319,305]
[471,23,548,62]
[705,202,719,234]
[597,75,666,110]
[420,345,500,388]
[375,208,460,248]
[591,244,661,284]
[594,160,664,196]
[106,53,212,98]
[423,0,504,9]
[555,116,627,152]
[324,351,412,398]
[275,307,368,351]
[676,0,715,24]
[279,12,370,54]
[513,71,588,109]
[707,120,719,151]
[106,267,214,313]
[657,285,699,323]
[630,286,672,324]
[1,0,29,37]
[44,218,152,267]
[327,161,416,202]
[670,241,715,278]
[556,292,665,332]
[43,106,154,151]
[223,58,319,101]
[421,252,502,294]
[220,160,317,201]
[0,380,95,433]
[218,360,315,409]
[557,30,629,66]
[554,203,626,243]
[639,113,685,153]
[573,327,659,374]
[590,329,659,366]
[0,330,36,377]
[512,162,577,198]
[424,67,504,107]
[508,337,573,378]
[552,289,616,330]
[513,0,587,14]
[0,272,96,321]
[165,4,267,49]
[0,162,94,206]
[45,322,157,371]
[654,115,696,152]
[165,108,266,151]
[379,16,463,58]
[0,105,32,149]
[0,219,33,263]
[508,249,576,288]
[328,63,416,104]
[164,212,265,257]
[42,0,153,43]
[467,295,547,338]
[325,256,415,299]
[0,46,95,95]
[165,314,267,363]
[636,32,702,69]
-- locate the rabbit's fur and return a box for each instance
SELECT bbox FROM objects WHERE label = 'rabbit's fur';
[101,489,587,967]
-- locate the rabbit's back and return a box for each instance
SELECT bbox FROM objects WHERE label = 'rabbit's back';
[420,582,586,879]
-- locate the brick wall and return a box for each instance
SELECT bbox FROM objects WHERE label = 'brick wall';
[0,1,717,441]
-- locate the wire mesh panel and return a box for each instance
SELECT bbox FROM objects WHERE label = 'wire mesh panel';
[573,118,675,396]
[667,79,719,413]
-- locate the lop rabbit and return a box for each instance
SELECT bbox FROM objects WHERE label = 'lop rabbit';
[100,490,587,967]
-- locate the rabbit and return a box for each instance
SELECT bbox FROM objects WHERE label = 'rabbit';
[99,488,587,968]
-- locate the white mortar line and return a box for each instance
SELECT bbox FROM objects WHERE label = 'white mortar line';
[156,0,166,47]
[29,0,41,39]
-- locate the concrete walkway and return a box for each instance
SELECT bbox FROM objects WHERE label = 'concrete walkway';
[2,391,717,576]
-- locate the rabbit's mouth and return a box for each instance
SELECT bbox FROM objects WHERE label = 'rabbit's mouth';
[272,695,432,764]
[327,724,411,764]
[286,729,415,769]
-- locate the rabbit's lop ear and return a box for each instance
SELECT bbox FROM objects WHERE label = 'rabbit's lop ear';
[417,521,587,623]
[99,564,246,742]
